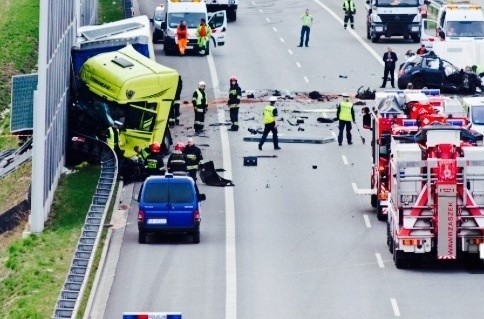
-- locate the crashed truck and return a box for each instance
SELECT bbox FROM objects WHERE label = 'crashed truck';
[69,16,232,186]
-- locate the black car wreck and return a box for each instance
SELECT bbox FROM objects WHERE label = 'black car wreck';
[397,52,483,94]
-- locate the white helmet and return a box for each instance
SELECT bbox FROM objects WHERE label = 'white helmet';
[341,93,350,98]
[198,81,206,88]
[269,96,277,102]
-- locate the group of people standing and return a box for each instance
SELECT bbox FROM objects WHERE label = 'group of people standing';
[175,18,212,56]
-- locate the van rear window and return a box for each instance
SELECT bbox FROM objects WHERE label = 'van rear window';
[143,183,195,203]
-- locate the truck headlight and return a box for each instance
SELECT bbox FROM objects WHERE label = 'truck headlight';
[375,26,384,32]
[411,26,419,32]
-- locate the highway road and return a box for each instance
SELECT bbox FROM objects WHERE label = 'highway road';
[96,0,484,318]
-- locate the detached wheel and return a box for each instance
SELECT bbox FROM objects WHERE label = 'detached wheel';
[138,231,146,244]
[192,230,200,244]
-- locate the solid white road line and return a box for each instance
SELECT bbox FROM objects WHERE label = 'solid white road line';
[312,0,384,65]
[391,298,401,317]
[296,62,301,68]
[341,155,348,165]
[363,214,371,228]
[208,55,237,319]
[280,37,285,43]
[375,253,384,268]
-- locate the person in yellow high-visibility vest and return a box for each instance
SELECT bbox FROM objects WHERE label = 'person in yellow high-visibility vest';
[196,18,212,55]
[336,93,355,146]
[298,9,313,47]
[343,0,356,29]
[258,96,281,151]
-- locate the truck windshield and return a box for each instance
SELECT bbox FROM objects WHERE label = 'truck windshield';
[446,21,484,37]
[375,0,419,7]
[472,106,484,125]
[168,13,205,28]
[75,95,157,133]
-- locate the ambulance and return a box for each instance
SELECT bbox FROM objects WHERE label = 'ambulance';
[157,0,227,55]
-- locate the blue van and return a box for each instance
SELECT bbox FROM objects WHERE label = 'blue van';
[137,174,206,244]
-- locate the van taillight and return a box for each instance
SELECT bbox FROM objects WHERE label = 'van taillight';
[138,210,145,222]
[193,209,200,221]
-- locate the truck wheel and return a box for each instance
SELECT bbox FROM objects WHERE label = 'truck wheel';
[393,244,407,269]
[403,35,410,40]
[138,231,146,244]
[412,35,420,43]
[371,194,377,208]
[376,202,386,221]
[164,43,171,56]
[366,26,371,39]
[192,230,200,244]
[371,34,380,43]
[387,222,393,253]
[228,9,237,22]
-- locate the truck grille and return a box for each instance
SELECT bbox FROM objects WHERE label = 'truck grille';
[379,14,416,24]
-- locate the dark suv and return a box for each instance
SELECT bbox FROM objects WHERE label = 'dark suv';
[137,174,205,244]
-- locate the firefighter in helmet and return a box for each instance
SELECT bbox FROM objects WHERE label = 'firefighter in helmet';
[192,81,208,134]
[183,138,203,182]
[228,75,242,131]
[167,142,188,175]
[145,142,165,175]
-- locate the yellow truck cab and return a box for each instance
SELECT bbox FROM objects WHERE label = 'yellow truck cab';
[158,0,227,55]
[79,45,179,158]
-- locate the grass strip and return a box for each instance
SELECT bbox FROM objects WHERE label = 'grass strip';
[0,164,101,319]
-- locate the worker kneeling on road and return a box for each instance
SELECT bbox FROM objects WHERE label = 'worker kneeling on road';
[337,93,355,146]
[145,142,165,176]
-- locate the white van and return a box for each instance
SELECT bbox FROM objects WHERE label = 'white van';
[463,97,484,134]
[157,0,227,56]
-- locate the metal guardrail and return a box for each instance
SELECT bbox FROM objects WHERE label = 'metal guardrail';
[0,138,33,179]
[52,136,118,319]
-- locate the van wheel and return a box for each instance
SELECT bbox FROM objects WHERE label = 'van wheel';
[192,231,200,244]
[138,231,146,244]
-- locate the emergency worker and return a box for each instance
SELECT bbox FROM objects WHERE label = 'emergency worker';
[472,65,484,77]
[167,142,188,175]
[176,21,188,55]
[258,96,281,151]
[196,18,212,55]
[145,142,165,176]
[134,145,149,163]
[297,9,313,47]
[169,75,183,127]
[343,0,356,29]
[106,120,125,157]
[228,75,242,131]
[183,138,203,182]
[337,93,355,146]
[192,81,208,134]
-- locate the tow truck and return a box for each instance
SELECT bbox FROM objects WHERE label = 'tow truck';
[364,89,469,220]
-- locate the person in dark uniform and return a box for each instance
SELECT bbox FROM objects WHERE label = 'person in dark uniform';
[167,142,188,176]
[258,96,281,151]
[183,138,203,182]
[145,142,164,176]
[336,93,355,146]
[228,75,242,131]
[192,81,208,134]
[380,47,398,88]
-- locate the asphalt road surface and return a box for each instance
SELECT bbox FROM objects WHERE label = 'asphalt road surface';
[95,1,484,318]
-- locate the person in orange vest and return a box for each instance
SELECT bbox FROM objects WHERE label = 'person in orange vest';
[176,20,188,55]
[196,18,212,55]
